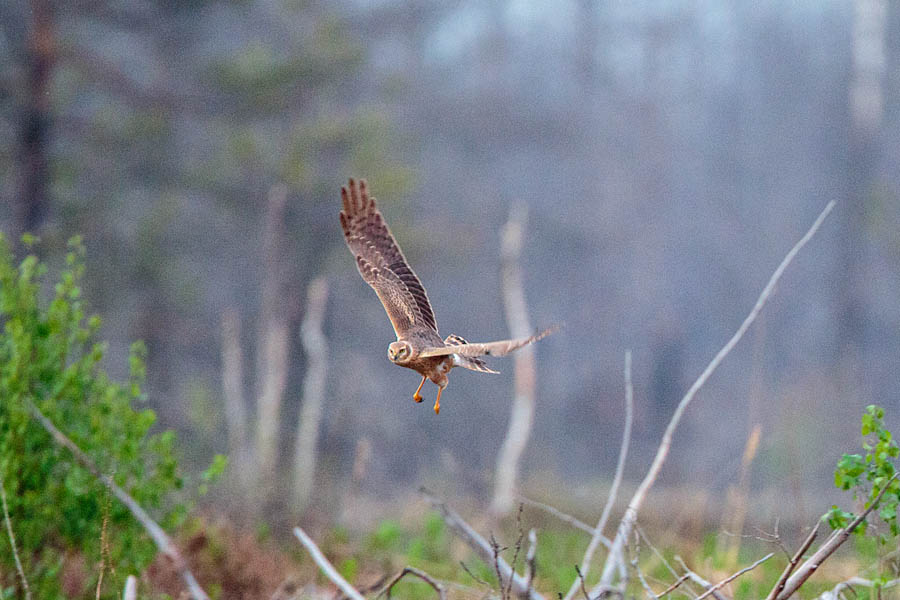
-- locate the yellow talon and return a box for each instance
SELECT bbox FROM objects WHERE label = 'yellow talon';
[413,393,423,403]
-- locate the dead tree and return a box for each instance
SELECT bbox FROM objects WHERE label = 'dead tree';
[220,308,252,496]
[254,184,291,488]
[292,276,329,512]
[491,203,537,518]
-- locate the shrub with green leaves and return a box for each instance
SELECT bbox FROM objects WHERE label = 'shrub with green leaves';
[0,235,187,598]
[829,404,900,540]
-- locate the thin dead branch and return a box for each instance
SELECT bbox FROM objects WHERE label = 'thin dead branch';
[775,473,899,600]
[695,553,773,600]
[293,526,365,600]
[592,200,835,595]
[505,506,526,600]
[25,400,210,600]
[574,565,591,600]
[420,489,545,600]
[460,561,491,587]
[492,202,537,517]
[293,276,329,511]
[564,351,634,600]
[657,574,690,598]
[765,521,821,600]
[374,566,446,600]
[516,494,601,539]
[1,475,31,600]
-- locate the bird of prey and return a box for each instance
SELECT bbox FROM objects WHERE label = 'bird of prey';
[339,178,555,414]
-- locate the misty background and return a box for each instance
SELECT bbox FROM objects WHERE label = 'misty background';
[1,0,898,529]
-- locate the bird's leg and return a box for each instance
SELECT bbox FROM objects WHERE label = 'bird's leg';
[433,385,444,415]
[413,376,426,403]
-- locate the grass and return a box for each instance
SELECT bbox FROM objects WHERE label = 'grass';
[287,508,897,600]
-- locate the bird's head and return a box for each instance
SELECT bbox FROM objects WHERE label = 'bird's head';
[388,340,415,364]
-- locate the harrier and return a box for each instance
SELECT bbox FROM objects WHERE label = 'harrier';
[340,178,555,414]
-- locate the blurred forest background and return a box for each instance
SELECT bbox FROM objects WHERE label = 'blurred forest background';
[1,0,899,533]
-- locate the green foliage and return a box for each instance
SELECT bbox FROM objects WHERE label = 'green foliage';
[0,236,188,597]
[828,405,900,540]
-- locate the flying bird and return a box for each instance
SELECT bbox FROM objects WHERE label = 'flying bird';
[339,178,555,414]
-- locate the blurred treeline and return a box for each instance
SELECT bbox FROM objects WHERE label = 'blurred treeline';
[1,1,899,524]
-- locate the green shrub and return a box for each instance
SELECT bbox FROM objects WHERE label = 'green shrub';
[0,235,187,598]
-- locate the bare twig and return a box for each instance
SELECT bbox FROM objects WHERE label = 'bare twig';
[421,489,545,600]
[695,553,773,600]
[765,521,821,600]
[123,575,138,600]
[776,473,899,600]
[657,574,690,598]
[1,476,31,600]
[505,506,526,600]
[293,526,365,600]
[25,400,210,600]
[293,276,329,511]
[574,565,591,600]
[460,561,491,587]
[491,535,507,600]
[592,200,835,596]
[374,566,446,600]
[516,494,602,538]
[564,351,634,600]
[492,202,538,517]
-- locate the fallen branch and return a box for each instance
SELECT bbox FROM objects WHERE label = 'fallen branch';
[374,566,446,600]
[293,526,365,600]
[775,473,899,600]
[0,475,31,600]
[764,521,820,600]
[592,200,835,595]
[420,489,545,600]
[695,553,773,600]
[564,351,634,600]
[26,400,209,600]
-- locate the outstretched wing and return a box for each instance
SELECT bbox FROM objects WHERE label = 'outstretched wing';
[418,326,558,358]
[340,178,438,337]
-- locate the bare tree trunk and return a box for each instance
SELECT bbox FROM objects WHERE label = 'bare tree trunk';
[13,0,55,246]
[837,0,886,374]
[220,308,251,497]
[254,184,290,488]
[490,203,536,518]
[293,276,329,512]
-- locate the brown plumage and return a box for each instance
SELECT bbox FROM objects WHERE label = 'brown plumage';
[340,177,556,414]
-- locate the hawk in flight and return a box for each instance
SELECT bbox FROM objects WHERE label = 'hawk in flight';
[340,178,555,414]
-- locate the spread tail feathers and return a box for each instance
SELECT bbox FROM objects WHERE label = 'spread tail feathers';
[445,334,500,374]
